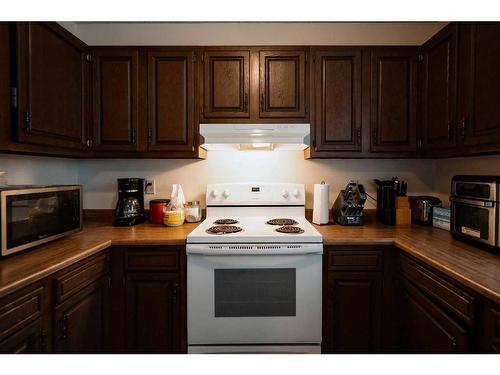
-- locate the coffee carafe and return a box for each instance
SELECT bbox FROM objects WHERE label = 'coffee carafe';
[114,178,146,226]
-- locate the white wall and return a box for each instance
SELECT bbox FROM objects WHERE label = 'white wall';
[78,153,437,209]
[0,154,78,185]
[64,22,446,46]
[434,155,500,207]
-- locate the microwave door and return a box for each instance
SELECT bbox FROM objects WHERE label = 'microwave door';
[451,197,497,246]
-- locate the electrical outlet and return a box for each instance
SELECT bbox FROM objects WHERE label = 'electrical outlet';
[145,180,155,195]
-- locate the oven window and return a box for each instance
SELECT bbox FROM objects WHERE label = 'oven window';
[6,190,80,249]
[455,182,491,199]
[453,203,490,240]
[214,268,296,317]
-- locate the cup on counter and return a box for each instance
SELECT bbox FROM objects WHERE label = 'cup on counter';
[163,208,185,227]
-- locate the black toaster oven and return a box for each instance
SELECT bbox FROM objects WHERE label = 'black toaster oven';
[450,176,499,250]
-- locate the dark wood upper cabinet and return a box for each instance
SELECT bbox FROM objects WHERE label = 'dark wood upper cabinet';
[16,23,88,150]
[147,49,196,153]
[92,49,140,151]
[312,48,362,153]
[125,272,181,353]
[458,23,500,148]
[0,23,11,146]
[53,278,108,353]
[421,24,458,152]
[259,49,307,119]
[202,50,250,119]
[370,48,418,153]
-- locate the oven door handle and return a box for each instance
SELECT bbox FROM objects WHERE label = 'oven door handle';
[186,248,324,256]
[450,196,495,208]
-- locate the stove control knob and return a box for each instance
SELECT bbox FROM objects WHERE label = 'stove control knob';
[292,189,301,198]
[222,190,230,199]
[281,190,290,198]
[210,189,219,199]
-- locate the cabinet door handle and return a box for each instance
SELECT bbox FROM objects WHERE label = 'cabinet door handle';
[451,339,458,350]
[356,128,362,145]
[24,111,31,132]
[131,128,136,145]
[171,283,179,304]
[461,117,467,137]
[372,127,378,145]
[60,315,68,341]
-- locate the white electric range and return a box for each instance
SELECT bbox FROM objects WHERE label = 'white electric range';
[186,183,323,354]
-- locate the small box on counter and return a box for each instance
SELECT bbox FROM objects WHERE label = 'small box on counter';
[433,207,451,231]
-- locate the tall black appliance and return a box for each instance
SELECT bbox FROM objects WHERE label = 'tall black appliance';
[374,177,408,225]
[114,178,146,226]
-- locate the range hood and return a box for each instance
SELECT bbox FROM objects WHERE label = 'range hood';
[199,124,310,151]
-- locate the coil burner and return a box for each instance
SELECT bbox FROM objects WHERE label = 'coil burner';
[266,218,298,226]
[206,225,243,235]
[213,219,239,225]
[275,226,304,234]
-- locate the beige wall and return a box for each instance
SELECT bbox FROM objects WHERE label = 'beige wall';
[62,22,446,46]
[77,152,437,209]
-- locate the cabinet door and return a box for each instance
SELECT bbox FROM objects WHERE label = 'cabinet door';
[459,23,500,147]
[147,50,196,153]
[92,49,140,151]
[422,24,458,151]
[125,272,180,353]
[16,22,88,150]
[0,319,45,353]
[324,272,382,353]
[259,50,307,118]
[400,278,469,353]
[0,23,10,145]
[313,49,362,152]
[53,278,108,353]
[370,48,418,152]
[203,50,250,119]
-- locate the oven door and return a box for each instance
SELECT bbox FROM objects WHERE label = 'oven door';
[187,252,322,346]
[450,197,497,246]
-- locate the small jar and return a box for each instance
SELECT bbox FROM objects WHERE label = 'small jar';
[184,201,202,223]
[163,208,185,227]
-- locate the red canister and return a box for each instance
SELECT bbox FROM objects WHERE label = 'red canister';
[148,199,170,224]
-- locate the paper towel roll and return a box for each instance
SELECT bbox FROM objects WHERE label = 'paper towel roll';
[313,182,330,225]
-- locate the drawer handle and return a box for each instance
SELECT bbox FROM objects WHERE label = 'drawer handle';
[171,283,179,304]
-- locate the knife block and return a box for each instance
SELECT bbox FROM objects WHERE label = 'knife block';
[395,196,411,225]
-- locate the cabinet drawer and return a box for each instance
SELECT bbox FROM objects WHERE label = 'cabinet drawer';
[125,250,179,272]
[54,253,109,304]
[327,250,383,271]
[399,254,476,324]
[0,286,44,342]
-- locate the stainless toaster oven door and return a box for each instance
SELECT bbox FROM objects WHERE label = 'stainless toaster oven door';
[450,197,497,246]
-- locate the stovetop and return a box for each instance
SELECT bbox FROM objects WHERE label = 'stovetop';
[187,216,322,244]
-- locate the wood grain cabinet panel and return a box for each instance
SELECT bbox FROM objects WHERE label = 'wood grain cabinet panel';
[370,48,418,152]
[399,278,469,353]
[313,49,362,152]
[92,49,139,151]
[16,22,88,150]
[53,278,108,353]
[459,23,500,148]
[324,272,382,353]
[422,24,458,151]
[0,319,45,353]
[259,50,307,118]
[0,23,10,146]
[147,50,196,153]
[202,50,250,119]
[125,272,181,353]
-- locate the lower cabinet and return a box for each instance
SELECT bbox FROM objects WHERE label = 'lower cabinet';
[53,278,108,353]
[0,319,45,353]
[399,278,469,352]
[324,271,382,352]
[125,272,181,353]
[323,247,386,353]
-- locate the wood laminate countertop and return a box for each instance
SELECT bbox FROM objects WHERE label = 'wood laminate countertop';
[1,217,500,307]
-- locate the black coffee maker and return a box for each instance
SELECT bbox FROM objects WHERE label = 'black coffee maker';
[114,178,146,226]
